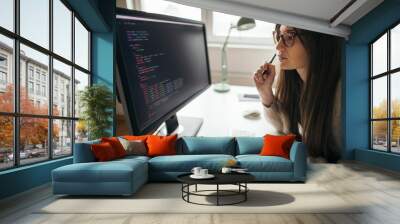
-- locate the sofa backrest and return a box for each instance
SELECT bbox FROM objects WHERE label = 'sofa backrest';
[76,136,303,161]
[235,137,263,155]
[73,139,100,163]
[176,137,236,155]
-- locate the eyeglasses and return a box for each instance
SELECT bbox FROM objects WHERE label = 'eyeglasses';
[273,30,299,48]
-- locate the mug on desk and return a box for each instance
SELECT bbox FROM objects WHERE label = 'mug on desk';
[199,168,208,176]
[191,167,202,176]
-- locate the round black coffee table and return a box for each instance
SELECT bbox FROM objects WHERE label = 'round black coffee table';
[177,173,255,206]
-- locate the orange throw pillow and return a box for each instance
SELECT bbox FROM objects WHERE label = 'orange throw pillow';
[91,142,117,161]
[146,134,178,157]
[259,134,296,159]
[101,137,127,158]
[123,135,149,141]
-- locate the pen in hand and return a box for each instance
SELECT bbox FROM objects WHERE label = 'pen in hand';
[268,53,276,64]
[262,53,276,77]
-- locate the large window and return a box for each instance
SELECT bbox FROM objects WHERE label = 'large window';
[212,12,275,38]
[370,22,400,153]
[0,0,91,171]
[138,0,275,46]
[140,0,201,21]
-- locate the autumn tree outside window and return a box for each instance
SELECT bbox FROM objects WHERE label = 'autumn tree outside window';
[370,22,400,154]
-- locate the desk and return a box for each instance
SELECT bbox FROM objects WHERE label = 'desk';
[176,84,276,137]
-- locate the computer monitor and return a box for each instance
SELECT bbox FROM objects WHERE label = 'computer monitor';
[116,8,211,136]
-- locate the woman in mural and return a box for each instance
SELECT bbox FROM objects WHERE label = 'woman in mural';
[254,24,343,163]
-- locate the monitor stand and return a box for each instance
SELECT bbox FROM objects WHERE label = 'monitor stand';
[155,114,203,137]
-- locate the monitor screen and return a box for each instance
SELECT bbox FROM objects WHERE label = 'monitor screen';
[116,9,211,135]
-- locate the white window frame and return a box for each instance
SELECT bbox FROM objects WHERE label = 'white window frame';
[0,71,7,85]
[203,9,274,47]
[0,53,7,68]
[28,81,34,93]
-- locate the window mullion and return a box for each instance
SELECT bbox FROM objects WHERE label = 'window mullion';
[49,0,54,160]
[388,29,391,152]
[71,10,76,154]
[14,0,21,167]
[12,0,20,166]
[88,31,91,78]
[370,45,373,149]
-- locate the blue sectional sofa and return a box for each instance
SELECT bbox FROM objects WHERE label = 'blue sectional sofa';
[52,136,307,196]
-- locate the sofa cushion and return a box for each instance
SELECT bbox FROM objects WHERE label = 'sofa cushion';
[115,155,150,163]
[147,134,178,157]
[101,137,127,158]
[236,155,293,172]
[235,137,263,155]
[73,139,101,163]
[52,158,147,183]
[177,137,236,155]
[123,135,149,141]
[260,134,296,159]
[91,142,118,161]
[148,154,235,172]
[118,138,147,156]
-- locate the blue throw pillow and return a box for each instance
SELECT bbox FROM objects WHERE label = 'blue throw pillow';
[235,137,263,155]
[178,137,235,155]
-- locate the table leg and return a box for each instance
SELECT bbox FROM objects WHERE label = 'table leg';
[187,184,190,202]
[181,184,183,199]
[245,183,247,201]
[217,184,219,206]
[195,184,197,192]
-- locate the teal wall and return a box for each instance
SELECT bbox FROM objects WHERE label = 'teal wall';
[70,0,116,135]
[0,0,116,200]
[0,158,72,199]
[92,0,116,136]
[345,0,400,170]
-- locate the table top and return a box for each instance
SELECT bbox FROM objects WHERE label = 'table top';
[177,172,255,185]
[176,85,277,137]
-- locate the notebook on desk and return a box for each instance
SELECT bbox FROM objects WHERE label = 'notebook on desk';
[238,93,260,102]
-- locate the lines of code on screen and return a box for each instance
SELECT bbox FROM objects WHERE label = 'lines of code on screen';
[117,16,209,132]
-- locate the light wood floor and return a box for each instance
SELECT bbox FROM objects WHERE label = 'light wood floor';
[1,161,400,224]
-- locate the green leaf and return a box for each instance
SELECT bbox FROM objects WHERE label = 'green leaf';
[79,84,113,140]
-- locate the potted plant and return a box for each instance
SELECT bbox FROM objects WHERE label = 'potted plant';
[79,84,113,140]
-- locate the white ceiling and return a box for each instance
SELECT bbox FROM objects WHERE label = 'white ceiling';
[167,0,384,38]
[226,0,352,22]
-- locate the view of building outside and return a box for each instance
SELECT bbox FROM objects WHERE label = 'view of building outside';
[0,0,91,170]
[0,40,85,169]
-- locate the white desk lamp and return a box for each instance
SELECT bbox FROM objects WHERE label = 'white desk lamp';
[214,17,256,93]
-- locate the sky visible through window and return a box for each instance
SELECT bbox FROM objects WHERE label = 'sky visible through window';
[0,0,87,75]
[373,76,387,108]
[391,24,400,70]
[0,0,13,31]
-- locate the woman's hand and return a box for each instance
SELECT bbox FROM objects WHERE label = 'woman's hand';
[253,63,276,107]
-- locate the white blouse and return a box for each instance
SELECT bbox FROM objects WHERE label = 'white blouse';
[262,81,342,160]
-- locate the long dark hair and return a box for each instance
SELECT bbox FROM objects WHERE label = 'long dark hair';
[274,24,343,163]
